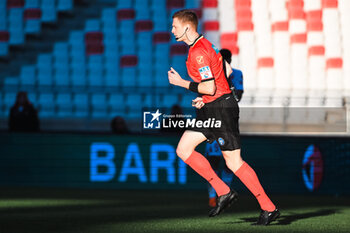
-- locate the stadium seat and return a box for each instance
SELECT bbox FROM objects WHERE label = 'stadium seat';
[38,93,55,117]
[57,0,73,11]
[126,94,142,118]
[109,93,125,117]
[20,66,36,86]
[73,93,89,117]
[41,0,57,22]
[56,93,73,117]
[91,94,108,118]
[3,92,17,116]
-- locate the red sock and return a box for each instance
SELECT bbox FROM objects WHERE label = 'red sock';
[185,151,230,196]
[234,162,276,212]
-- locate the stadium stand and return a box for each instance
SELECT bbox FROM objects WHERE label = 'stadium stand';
[0,0,348,132]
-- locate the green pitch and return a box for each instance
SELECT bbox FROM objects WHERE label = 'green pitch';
[0,188,349,233]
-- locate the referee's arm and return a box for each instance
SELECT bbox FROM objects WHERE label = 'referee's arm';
[168,67,216,95]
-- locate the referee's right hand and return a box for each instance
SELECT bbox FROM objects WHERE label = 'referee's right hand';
[192,97,205,109]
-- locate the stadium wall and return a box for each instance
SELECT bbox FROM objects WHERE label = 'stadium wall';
[0,133,349,195]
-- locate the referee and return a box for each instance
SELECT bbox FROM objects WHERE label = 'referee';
[167,10,279,225]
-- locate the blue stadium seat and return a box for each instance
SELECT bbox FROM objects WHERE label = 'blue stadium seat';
[56,93,73,117]
[171,55,187,77]
[152,16,168,31]
[119,20,134,34]
[38,93,55,117]
[9,29,25,45]
[121,67,136,87]
[126,94,142,118]
[137,67,153,87]
[160,94,179,107]
[38,54,52,68]
[27,92,37,107]
[71,67,87,87]
[53,42,69,58]
[69,31,84,45]
[154,69,169,87]
[155,44,170,58]
[85,19,101,32]
[102,8,117,29]
[3,77,19,89]
[37,67,53,87]
[41,0,57,22]
[0,42,8,56]
[105,66,119,87]
[0,10,7,30]
[88,69,104,87]
[143,94,154,107]
[116,0,133,9]
[20,66,36,86]
[91,93,108,118]
[185,0,200,8]
[4,92,17,116]
[25,0,40,8]
[137,31,152,47]
[54,68,70,87]
[73,93,89,117]
[54,56,69,71]
[58,0,73,11]
[109,93,125,117]
[135,7,150,20]
[180,94,196,108]
[25,20,40,34]
[151,0,166,9]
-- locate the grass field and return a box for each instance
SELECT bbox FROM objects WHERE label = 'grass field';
[0,187,349,233]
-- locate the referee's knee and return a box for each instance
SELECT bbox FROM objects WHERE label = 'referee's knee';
[176,146,192,161]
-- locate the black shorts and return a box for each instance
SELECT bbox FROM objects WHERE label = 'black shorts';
[192,93,241,151]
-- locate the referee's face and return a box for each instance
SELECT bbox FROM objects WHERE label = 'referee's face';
[172,18,186,42]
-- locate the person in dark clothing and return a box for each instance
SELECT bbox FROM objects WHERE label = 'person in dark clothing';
[111,116,130,134]
[9,91,40,132]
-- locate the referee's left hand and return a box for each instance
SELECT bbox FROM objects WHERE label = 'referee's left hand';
[168,67,183,86]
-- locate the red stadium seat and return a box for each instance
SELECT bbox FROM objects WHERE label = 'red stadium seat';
[288,8,306,19]
[202,0,218,8]
[120,55,138,67]
[257,58,274,68]
[170,44,188,55]
[153,32,170,44]
[290,33,307,43]
[0,31,10,42]
[167,0,185,9]
[237,21,254,31]
[326,58,342,69]
[306,10,322,21]
[203,21,219,31]
[86,44,104,55]
[24,9,42,20]
[235,0,251,8]
[135,20,153,32]
[236,8,252,21]
[6,0,24,8]
[307,21,323,31]
[322,0,338,8]
[85,32,103,44]
[221,33,239,55]
[271,22,289,32]
[117,9,135,20]
[308,46,325,56]
[221,33,238,43]
[288,0,304,8]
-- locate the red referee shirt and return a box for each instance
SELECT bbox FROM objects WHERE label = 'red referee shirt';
[186,35,231,103]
